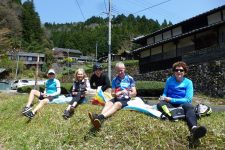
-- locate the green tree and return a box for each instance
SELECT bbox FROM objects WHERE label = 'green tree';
[22,1,43,51]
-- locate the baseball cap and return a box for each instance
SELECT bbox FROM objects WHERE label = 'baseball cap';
[93,63,103,71]
[48,69,55,74]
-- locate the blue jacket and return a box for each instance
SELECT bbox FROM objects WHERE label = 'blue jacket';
[163,76,193,104]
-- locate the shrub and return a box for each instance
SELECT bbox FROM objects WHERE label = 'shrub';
[136,81,165,97]
[17,85,45,93]
[17,83,72,94]
[17,81,165,97]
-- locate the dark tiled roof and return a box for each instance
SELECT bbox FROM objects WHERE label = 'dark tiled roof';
[132,4,225,43]
[133,21,225,53]
[53,47,82,54]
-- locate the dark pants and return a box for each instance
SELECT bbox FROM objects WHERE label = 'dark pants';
[157,101,197,129]
[69,93,86,105]
[110,97,130,108]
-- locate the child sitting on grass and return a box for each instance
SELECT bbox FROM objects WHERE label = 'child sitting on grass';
[62,68,90,119]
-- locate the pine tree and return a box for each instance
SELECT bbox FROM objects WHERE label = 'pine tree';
[22,1,43,52]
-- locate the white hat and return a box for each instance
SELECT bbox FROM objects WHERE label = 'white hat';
[48,69,55,74]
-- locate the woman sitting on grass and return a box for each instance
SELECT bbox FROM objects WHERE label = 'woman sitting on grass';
[157,61,207,142]
[62,68,90,119]
[22,69,61,119]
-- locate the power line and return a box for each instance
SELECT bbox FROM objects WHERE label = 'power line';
[111,3,132,15]
[133,0,172,14]
[104,0,108,12]
[74,0,86,21]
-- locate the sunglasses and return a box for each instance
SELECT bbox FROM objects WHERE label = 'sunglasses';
[48,73,55,75]
[174,69,184,72]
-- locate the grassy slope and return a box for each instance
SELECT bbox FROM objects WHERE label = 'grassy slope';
[0,93,224,150]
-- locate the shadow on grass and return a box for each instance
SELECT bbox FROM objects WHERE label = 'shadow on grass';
[188,135,201,149]
[83,127,100,141]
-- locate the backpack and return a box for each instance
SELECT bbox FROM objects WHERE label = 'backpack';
[166,104,212,120]
[169,107,185,120]
[195,103,212,118]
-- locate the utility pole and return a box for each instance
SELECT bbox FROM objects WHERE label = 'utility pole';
[34,54,40,90]
[15,49,19,80]
[67,49,69,76]
[108,0,112,80]
[96,42,98,62]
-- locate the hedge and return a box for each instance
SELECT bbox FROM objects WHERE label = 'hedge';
[17,81,165,97]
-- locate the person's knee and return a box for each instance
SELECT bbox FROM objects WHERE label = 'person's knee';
[182,103,194,110]
[30,89,36,94]
[113,102,122,110]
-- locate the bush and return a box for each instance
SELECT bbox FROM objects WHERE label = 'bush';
[17,81,165,97]
[17,83,72,94]
[136,81,165,97]
[17,85,45,93]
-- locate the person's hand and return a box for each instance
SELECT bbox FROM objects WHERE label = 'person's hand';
[121,89,129,95]
[72,92,78,96]
[164,97,171,102]
[159,96,171,102]
[115,91,122,97]
[47,96,53,100]
[42,93,48,98]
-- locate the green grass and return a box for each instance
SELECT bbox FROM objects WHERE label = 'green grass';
[0,93,224,149]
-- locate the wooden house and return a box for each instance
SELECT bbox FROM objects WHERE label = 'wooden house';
[132,5,225,73]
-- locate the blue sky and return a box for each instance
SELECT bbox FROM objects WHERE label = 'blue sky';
[22,0,225,24]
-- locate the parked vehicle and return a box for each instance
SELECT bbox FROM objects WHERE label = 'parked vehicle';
[11,79,45,90]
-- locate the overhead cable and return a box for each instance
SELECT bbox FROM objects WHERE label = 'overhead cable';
[74,0,86,21]
[133,0,172,14]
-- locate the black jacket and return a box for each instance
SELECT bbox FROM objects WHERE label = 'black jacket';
[90,73,110,91]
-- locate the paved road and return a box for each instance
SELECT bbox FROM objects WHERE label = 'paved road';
[144,100,225,112]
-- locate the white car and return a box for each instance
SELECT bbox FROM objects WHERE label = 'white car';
[11,79,29,90]
[11,79,45,90]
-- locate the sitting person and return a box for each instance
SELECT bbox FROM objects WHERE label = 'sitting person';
[90,63,111,92]
[62,68,90,119]
[88,62,137,129]
[22,69,61,119]
[157,61,207,141]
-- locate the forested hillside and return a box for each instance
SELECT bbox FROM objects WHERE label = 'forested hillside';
[0,0,172,58]
[45,15,172,57]
[0,0,52,53]
[0,0,22,51]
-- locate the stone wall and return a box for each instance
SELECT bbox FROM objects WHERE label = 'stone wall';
[132,60,225,97]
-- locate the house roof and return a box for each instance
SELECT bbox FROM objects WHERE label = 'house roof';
[79,55,94,60]
[132,4,225,44]
[7,52,45,57]
[53,47,82,54]
[132,21,225,53]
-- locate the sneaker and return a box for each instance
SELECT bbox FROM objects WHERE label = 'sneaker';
[62,110,70,119]
[24,110,35,119]
[93,119,102,130]
[191,126,207,140]
[22,106,32,114]
[69,106,75,116]
[88,112,98,125]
